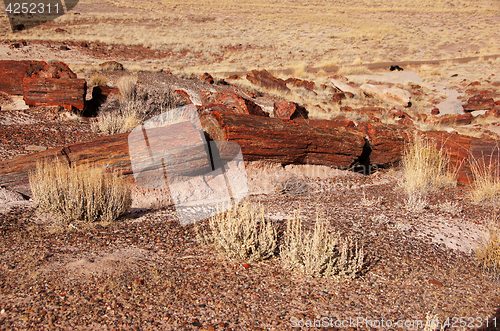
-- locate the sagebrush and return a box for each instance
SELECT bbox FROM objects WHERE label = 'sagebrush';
[400,134,456,195]
[280,211,364,279]
[196,202,278,262]
[29,160,131,223]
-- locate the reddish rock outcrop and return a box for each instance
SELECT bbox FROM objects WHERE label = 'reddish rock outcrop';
[27,61,77,79]
[98,61,124,71]
[246,69,290,93]
[202,73,214,84]
[0,60,46,95]
[201,91,268,117]
[437,113,474,126]
[273,101,308,120]
[173,90,193,105]
[285,78,315,91]
[23,62,86,110]
[463,94,495,112]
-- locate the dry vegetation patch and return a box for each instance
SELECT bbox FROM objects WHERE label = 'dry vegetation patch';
[29,160,131,223]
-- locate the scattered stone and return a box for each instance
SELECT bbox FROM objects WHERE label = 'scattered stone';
[285,77,315,91]
[201,91,268,117]
[463,94,495,112]
[469,81,481,86]
[246,69,290,93]
[55,28,68,33]
[201,73,214,84]
[431,107,440,115]
[330,78,361,95]
[60,45,70,51]
[173,90,193,105]
[10,43,20,49]
[80,42,89,48]
[242,263,250,269]
[428,279,444,288]
[273,101,308,120]
[25,145,47,152]
[27,61,77,79]
[226,75,239,80]
[434,113,474,126]
[98,61,124,71]
[360,84,411,107]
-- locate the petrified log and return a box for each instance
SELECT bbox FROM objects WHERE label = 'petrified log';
[0,121,212,197]
[0,60,46,95]
[425,132,500,185]
[2,110,499,197]
[246,69,290,93]
[23,77,87,110]
[199,110,379,167]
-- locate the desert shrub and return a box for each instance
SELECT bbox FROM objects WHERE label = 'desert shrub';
[92,75,185,135]
[477,229,500,275]
[91,95,143,135]
[196,202,278,262]
[468,146,500,203]
[400,134,456,195]
[29,160,131,223]
[90,74,108,87]
[117,75,138,102]
[280,211,364,279]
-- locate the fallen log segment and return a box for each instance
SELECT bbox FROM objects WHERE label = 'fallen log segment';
[425,131,500,185]
[199,110,369,167]
[1,110,499,197]
[0,121,212,197]
[199,110,408,169]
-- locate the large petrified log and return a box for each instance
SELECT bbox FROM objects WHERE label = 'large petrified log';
[425,132,500,185]
[0,60,46,95]
[23,62,86,110]
[23,77,87,110]
[1,110,499,197]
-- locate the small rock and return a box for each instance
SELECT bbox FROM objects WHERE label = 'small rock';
[431,107,440,115]
[428,279,444,288]
[463,94,495,112]
[226,75,239,80]
[202,73,214,84]
[60,45,70,51]
[390,65,404,71]
[246,69,290,92]
[242,263,250,269]
[273,100,308,120]
[25,145,47,152]
[55,28,67,33]
[98,61,124,71]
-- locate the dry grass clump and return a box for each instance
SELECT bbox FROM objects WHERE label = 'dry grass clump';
[477,229,500,276]
[92,77,185,135]
[117,76,139,102]
[468,146,500,204]
[280,211,364,279]
[90,75,108,87]
[400,134,456,195]
[196,202,278,262]
[29,160,131,223]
